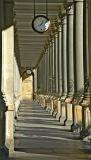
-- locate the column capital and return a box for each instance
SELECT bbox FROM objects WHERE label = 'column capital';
[61,15,67,25]
[54,31,58,38]
[58,24,62,32]
[51,36,54,43]
[67,5,74,15]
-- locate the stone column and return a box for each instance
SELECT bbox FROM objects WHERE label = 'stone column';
[52,36,55,94]
[47,46,50,94]
[74,0,84,94]
[45,48,49,109]
[60,15,67,124]
[54,32,59,95]
[2,26,14,153]
[80,0,90,130]
[62,15,67,97]
[65,5,74,126]
[33,68,37,100]
[51,32,59,117]
[56,24,62,120]
[14,57,21,119]
[88,0,91,124]
[73,0,84,129]
[0,1,9,157]
[46,48,49,94]
[49,40,53,95]
[58,24,62,96]
[49,37,55,114]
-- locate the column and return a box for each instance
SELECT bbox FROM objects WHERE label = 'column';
[54,32,59,95]
[56,23,62,120]
[58,24,62,96]
[73,0,84,130]
[50,36,55,114]
[60,15,67,124]
[41,54,46,107]
[43,53,47,108]
[14,57,21,119]
[81,0,90,130]
[33,68,37,100]
[88,0,91,124]
[65,5,74,126]
[0,0,9,157]
[49,40,53,95]
[52,36,56,94]
[45,48,49,109]
[2,26,14,153]
[52,31,59,117]
[74,0,84,94]
[62,15,67,97]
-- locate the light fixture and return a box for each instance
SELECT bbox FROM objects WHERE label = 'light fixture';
[26,69,32,75]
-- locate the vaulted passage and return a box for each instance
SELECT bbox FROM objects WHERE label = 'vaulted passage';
[0,0,91,159]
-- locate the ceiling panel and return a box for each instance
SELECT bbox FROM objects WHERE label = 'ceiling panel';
[14,0,66,71]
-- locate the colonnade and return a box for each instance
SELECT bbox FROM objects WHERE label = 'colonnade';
[36,0,91,134]
[0,0,91,157]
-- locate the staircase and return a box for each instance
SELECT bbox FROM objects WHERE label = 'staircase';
[9,100,91,160]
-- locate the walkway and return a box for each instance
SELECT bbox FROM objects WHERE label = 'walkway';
[10,100,91,160]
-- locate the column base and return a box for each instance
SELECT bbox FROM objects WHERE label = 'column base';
[5,138,14,154]
[5,110,14,154]
[71,123,82,133]
[52,111,57,118]
[83,135,91,143]
[80,127,91,139]
[0,145,9,160]
[59,117,66,125]
[44,106,47,110]
[56,113,61,120]
[50,109,54,115]
[46,106,51,113]
[64,119,73,126]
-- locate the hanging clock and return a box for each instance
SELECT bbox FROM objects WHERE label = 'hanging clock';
[32,15,50,33]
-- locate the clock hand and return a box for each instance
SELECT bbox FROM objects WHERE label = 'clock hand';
[37,20,44,27]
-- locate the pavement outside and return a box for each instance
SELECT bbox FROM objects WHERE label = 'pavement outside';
[9,100,91,160]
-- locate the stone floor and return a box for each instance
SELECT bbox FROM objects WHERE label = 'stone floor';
[9,100,91,160]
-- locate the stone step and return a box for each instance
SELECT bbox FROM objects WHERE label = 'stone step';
[11,100,91,160]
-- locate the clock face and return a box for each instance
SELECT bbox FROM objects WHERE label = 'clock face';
[32,15,50,33]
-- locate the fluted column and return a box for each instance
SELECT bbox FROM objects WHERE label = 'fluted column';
[65,5,74,126]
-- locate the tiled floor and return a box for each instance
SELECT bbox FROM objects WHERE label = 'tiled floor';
[9,100,91,160]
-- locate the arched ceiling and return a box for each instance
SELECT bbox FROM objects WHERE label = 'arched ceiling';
[14,0,67,72]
